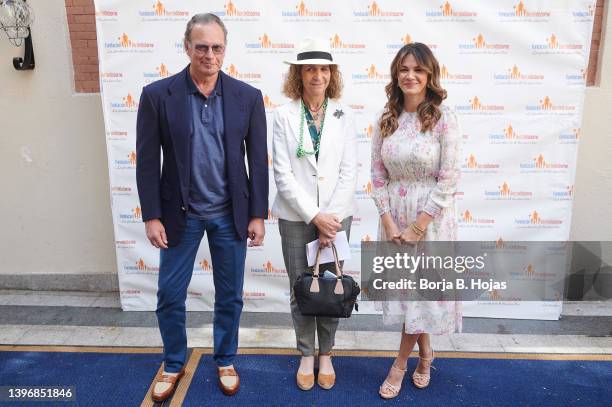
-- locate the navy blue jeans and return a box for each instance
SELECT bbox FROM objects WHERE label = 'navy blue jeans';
[156,214,246,372]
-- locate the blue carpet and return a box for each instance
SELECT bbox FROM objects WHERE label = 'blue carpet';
[184,354,612,407]
[0,350,160,406]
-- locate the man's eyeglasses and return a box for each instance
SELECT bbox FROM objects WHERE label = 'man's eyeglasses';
[191,43,225,55]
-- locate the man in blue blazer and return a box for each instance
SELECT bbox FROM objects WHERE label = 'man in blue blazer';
[136,13,268,401]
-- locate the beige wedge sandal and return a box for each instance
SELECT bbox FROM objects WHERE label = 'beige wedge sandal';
[379,363,407,399]
[412,349,435,389]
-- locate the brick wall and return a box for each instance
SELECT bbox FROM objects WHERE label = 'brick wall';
[65,0,98,93]
[588,0,606,85]
[65,0,606,93]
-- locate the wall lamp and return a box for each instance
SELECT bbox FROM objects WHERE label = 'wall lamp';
[0,0,34,70]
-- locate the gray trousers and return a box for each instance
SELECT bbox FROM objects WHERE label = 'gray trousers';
[279,217,352,356]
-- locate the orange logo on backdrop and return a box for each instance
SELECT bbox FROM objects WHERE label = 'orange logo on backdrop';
[128,151,136,165]
[489,290,502,300]
[504,124,516,139]
[157,63,169,78]
[119,33,131,47]
[514,0,526,16]
[470,96,481,110]
[330,34,342,48]
[574,128,581,139]
[466,154,478,169]
[366,64,378,79]
[136,258,146,271]
[259,33,271,48]
[263,94,278,109]
[225,0,237,16]
[462,210,473,223]
[441,1,453,16]
[123,93,136,108]
[540,96,552,110]
[364,181,373,194]
[402,34,412,45]
[200,259,211,271]
[153,0,165,16]
[509,64,520,79]
[368,0,381,16]
[440,65,449,79]
[267,209,278,221]
[473,34,486,48]
[263,261,273,273]
[296,0,308,16]
[530,210,541,224]
[267,154,273,166]
[226,64,238,77]
[534,154,546,168]
[362,235,372,242]
[567,185,574,196]
[264,95,272,107]
[365,124,374,138]
[499,182,511,196]
[525,264,535,276]
[132,206,142,219]
[547,33,559,48]
[496,237,505,249]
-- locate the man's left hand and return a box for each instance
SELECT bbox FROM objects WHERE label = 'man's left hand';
[247,218,265,246]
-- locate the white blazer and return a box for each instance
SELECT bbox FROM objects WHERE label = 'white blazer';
[272,98,358,223]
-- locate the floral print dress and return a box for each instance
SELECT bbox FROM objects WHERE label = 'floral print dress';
[371,105,462,334]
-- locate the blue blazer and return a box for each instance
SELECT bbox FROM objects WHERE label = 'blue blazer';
[136,67,268,246]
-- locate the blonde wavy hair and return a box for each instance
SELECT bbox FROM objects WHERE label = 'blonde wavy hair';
[379,43,447,137]
[282,65,343,100]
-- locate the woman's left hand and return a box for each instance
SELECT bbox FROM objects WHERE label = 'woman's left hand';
[319,234,334,248]
[399,228,422,245]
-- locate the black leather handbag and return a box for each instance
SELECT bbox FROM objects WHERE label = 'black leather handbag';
[293,244,360,318]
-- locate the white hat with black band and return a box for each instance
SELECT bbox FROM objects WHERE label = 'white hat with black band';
[284,37,336,65]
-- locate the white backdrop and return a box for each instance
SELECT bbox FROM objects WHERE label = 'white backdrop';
[94,0,595,319]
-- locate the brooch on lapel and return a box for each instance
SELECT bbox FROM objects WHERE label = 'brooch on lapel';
[333,109,344,119]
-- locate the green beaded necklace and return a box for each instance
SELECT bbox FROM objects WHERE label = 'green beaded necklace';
[296,97,328,158]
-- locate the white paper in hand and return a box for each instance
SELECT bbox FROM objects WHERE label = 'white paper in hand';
[306,231,351,267]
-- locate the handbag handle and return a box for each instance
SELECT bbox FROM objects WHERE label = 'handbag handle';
[310,242,345,295]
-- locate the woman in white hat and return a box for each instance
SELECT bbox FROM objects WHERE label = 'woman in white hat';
[272,38,357,391]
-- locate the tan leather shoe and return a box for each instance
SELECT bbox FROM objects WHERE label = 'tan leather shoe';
[317,372,336,390]
[151,368,185,402]
[296,371,315,391]
[218,366,240,396]
[317,352,335,390]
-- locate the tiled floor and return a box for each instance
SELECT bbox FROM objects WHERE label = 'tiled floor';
[0,290,117,308]
[1,324,610,354]
[0,290,611,354]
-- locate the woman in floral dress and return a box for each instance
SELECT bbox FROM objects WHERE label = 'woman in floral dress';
[371,43,462,399]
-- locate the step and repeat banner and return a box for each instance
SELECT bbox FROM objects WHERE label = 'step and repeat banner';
[94,0,595,319]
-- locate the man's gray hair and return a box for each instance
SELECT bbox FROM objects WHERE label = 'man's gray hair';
[184,13,228,44]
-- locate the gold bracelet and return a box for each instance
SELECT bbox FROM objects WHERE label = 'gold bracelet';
[410,223,425,237]
[411,222,425,234]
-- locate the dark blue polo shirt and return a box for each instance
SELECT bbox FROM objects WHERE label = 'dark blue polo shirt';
[186,70,231,219]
